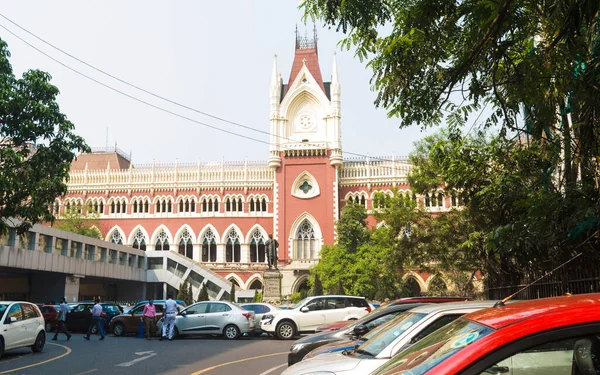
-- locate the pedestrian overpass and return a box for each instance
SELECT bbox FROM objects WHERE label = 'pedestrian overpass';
[0,222,232,303]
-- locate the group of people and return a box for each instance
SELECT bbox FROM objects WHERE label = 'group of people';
[51,295,180,341]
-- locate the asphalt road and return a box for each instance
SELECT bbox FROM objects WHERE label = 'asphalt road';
[0,333,292,375]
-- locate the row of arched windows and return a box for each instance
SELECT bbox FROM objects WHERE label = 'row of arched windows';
[346,190,463,209]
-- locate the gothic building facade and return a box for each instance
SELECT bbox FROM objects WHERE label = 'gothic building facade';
[61,34,458,299]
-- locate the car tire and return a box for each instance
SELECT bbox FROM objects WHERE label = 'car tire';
[223,324,240,340]
[276,321,296,340]
[113,323,125,337]
[45,322,53,332]
[172,326,179,339]
[31,332,45,353]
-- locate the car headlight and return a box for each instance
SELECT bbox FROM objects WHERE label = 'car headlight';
[290,343,306,353]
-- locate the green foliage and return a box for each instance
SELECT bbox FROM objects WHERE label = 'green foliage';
[253,290,262,303]
[310,273,323,296]
[290,292,304,304]
[229,283,236,302]
[177,280,194,306]
[0,38,89,235]
[54,206,103,239]
[196,282,209,302]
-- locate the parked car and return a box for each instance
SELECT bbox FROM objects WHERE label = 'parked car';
[239,302,281,335]
[110,302,167,336]
[288,303,427,366]
[282,300,500,375]
[158,301,255,340]
[40,305,60,332]
[66,302,121,333]
[0,301,46,359]
[261,295,371,340]
[372,293,600,375]
[130,299,185,310]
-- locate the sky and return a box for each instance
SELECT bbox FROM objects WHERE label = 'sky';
[1,1,437,165]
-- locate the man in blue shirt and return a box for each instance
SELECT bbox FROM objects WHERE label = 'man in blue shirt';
[84,298,105,340]
[52,297,71,341]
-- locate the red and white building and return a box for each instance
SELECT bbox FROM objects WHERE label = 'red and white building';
[61,34,459,298]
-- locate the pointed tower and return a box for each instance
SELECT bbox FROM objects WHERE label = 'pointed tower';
[269,26,342,292]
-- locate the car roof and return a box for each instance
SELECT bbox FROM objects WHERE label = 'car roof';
[307,295,366,300]
[465,293,600,330]
[408,300,501,314]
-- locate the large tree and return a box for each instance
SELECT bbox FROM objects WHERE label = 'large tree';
[0,38,88,234]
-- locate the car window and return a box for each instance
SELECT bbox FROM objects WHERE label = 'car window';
[365,313,400,330]
[7,304,23,321]
[102,305,119,313]
[132,306,145,314]
[209,303,231,313]
[73,304,89,313]
[22,304,39,319]
[0,303,8,321]
[359,312,427,356]
[326,297,346,310]
[408,314,463,345]
[40,306,51,314]
[154,304,164,313]
[185,303,208,315]
[305,298,325,311]
[347,298,368,308]
[257,305,270,314]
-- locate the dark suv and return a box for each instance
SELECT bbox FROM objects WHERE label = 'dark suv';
[66,302,121,333]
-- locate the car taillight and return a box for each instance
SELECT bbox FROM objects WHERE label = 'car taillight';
[242,312,252,320]
[365,306,371,313]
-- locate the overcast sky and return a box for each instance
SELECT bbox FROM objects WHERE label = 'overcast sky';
[2,1,437,165]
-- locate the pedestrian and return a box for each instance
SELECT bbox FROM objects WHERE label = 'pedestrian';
[51,297,71,341]
[84,298,105,340]
[142,300,157,340]
[160,294,179,341]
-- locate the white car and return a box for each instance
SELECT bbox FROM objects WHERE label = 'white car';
[261,295,371,340]
[239,302,281,335]
[158,301,255,340]
[0,301,46,358]
[282,300,501,375]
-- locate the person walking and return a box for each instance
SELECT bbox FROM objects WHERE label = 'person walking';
[142,300,157,340]
[160,294,178,341]
[52,297,71,341]
[84,298,105,340]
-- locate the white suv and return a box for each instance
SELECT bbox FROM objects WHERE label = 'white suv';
[261,295,371,340]
[0,301,46,358]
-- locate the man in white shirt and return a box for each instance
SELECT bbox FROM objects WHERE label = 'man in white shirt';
[52,297,71,341]
[160,294,179,341]
[84,298,105,340]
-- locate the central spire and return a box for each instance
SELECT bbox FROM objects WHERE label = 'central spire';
[295,24,318,50]
[286,24,326,98]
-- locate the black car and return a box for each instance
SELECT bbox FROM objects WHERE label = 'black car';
[66,303,121,333]
[287,303,426,366]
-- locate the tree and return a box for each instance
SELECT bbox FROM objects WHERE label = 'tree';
[310,273,323,296]
[54,206,103,239]
[0,38,88,235]
[197,282,209,302]
[229,282,236,302]
[177,280,194,306]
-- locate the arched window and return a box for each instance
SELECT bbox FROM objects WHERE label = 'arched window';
[437,192,443,207]
[229,278,240,288]
[225,198,231,212]
[250,229,265,263]
[431,193,437,207]
[237,199,242,212]
[261,198,267,212]
[295,219,316,260]
[360,195,366,207]
[110,230,123,245]
[143,200,149,213]
[225,230,241,263]
[202,229,217,262]
[133,201,138,213]
[111,202,116,214]
[405,277,422,297]
[155,230,170,251]
[249,279,263,290]
[132,230,146,251]
[249,199,255,212]
[178,229,193,259]
[424,193,431,207]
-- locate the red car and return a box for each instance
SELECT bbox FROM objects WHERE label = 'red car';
[316,297,469,332]
[40,305,60,332]
[373,293,600,375]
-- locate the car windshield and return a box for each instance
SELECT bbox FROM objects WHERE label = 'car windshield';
[358,312,427,357]
[0,303,9,321]
[290,297,313,310]
[372,318,494,375]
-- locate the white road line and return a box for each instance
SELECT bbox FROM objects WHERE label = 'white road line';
[259,363,287,375]
[115,351,157,367]
[74,369,98,375]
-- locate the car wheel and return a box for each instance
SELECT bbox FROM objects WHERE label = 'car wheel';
[172,326,179,339]
[223,324,240,340]
[31,332,45,353]
[113,323,125,337]
[45,322,53,332]
[276,321,296,340]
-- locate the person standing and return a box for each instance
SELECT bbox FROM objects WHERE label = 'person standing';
[142,300,157,340]
[84,298,105,340]
[264,234,279,270]
[160,294,178,341]
[52,297,71,341]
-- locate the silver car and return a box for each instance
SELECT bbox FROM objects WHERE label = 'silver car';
[240,302,281,335]
[161,301,255,340]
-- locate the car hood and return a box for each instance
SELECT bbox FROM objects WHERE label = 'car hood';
[317,320,352,331]
[306,339,364,358]
[294,329,348,344]
[284,352,360,374]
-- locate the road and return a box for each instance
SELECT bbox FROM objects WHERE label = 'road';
[0,333,292,375]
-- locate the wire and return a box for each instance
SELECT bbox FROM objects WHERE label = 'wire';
[465,101,490,137]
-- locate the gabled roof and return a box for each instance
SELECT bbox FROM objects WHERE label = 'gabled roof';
[286,47,326,96]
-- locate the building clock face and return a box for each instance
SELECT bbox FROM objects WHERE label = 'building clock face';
[296,112,316,133]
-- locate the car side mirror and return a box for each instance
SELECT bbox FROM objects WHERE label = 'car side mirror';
[4,317,14,324]
[180,311,187,316]
[300,306,309,313]
[353,325,369,337]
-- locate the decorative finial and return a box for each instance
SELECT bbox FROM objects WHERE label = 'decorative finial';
[302,58,307,66]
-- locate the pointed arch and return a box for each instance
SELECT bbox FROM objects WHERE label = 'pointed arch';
[289,212,323,260]
[220,224,245,244]
[174,225,195,259]
[245,274,264,290]
[151,225,172,251]
[105,225,126,245]
[127,225,150,245]
[199,224,218,263]
[402,272,427,296]
[291,171,321,199]
[173,225,197,245]
[290,273,310,294]
[150,225,173,245]
[247,225,268,263]
[222,225,242,263]
[224,273,244,289]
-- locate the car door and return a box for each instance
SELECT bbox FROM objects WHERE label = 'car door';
[2,303,26,349]
[323,297,348,323]
[178,303,208,334]
[300,298,327,331]
[126,305,145,333]
[205,303,232,333]
[21,303,42,345]
[67,304,90,331]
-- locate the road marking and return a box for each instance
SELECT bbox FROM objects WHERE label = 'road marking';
[115,351,157,367]
[0,343,71,374]
[259,363,287,375]
[74,369,98,375]
[191,352,287,375]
